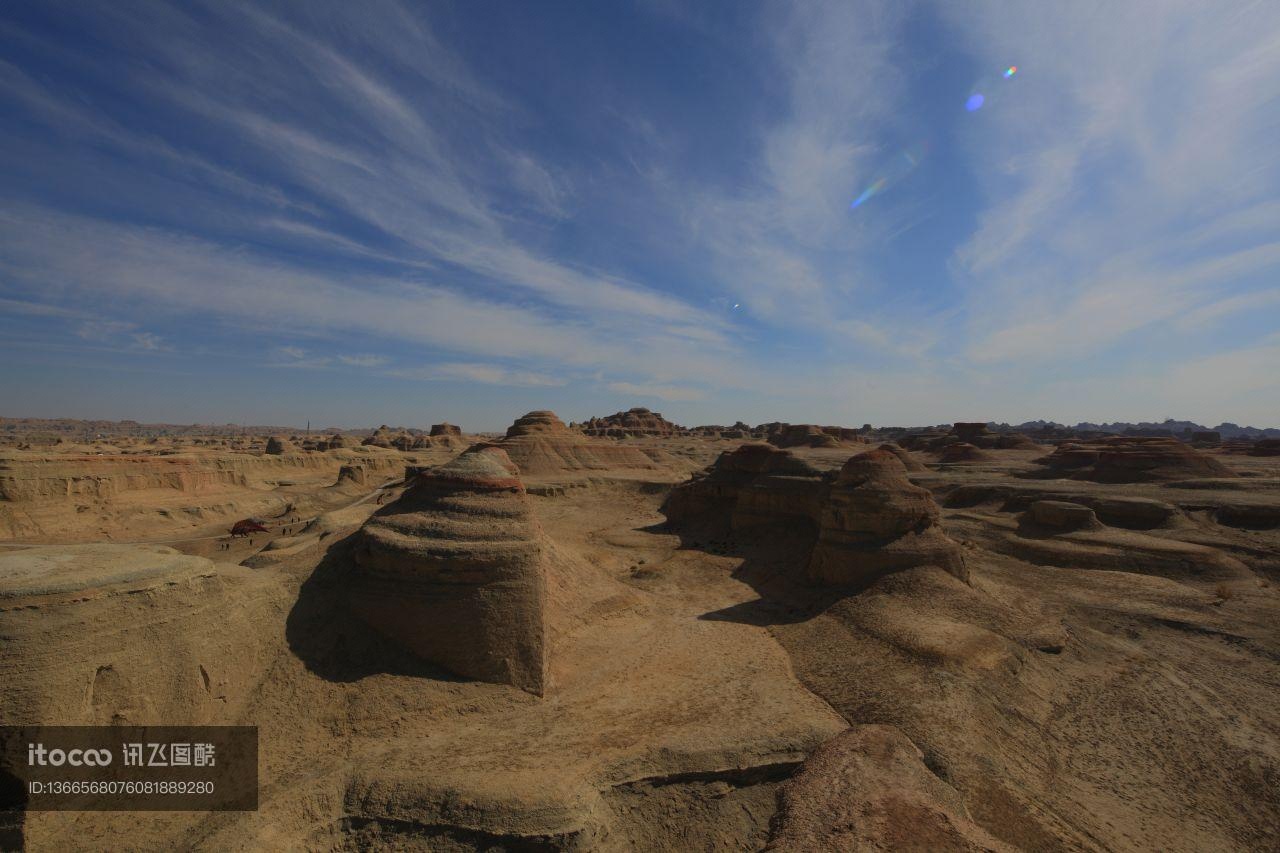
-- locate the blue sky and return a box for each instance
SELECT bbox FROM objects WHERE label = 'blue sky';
[1,1,1278,431]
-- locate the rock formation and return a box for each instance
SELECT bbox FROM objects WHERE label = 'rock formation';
[1250,438,1280,457]
[766,725,1013,852]
[951,422,994,445]
[350,446,548,694]
[0,545,279,725]
[995,433,1039,450]
[582,407,684,438]
[1024,499,1103,532]
[1192,430,1222,446]
[362,425,395,448]
[808,449,967,587]
[495,411,667,479]
[876,442,929,472]
[335,464,366,487]
[766,423,865,449]
[1039,436,1236,481]
[938,442,989,463]
[429,422,462,438]
[264,435,293,455]
[666,446,966,589]
[663,443,827,531]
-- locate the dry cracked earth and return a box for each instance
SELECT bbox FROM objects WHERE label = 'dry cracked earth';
[1,414,1278,851]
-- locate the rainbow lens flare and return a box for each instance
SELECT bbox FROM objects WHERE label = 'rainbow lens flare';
[849,142,928,210]
[1003,65,1017,78]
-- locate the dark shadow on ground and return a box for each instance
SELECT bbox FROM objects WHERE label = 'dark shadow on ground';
[643,513,852,627]
[284,532,463,685]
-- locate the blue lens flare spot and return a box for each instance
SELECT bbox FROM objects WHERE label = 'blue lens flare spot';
[965,93,985,111]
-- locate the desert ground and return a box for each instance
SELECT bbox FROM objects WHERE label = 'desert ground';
[1,411,1278,851]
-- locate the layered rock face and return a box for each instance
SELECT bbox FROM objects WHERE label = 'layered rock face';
[350,446,548,694]
[582,407,684,438]
[1040,436,1235,481]
[808,450,967,587]
[666,446,966,589]
[663,443,827,531]
[496,411,663,478]
[878,442,929,472]
[429,422,462,438]
[0,545,279,725]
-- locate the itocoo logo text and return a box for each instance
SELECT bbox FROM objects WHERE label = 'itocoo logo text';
[27,743,113,766]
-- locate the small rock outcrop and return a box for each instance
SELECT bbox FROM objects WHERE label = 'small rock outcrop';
[582,408,684,438]
[350,446,548,694]
[336,464,367,487]
[766,725,1013,852]
[362,426,395,448]
[808,449,967,587]
[1025,500,1103,531]
[264,435,293,455]
[938,442,989,463]
[429,422,462,438]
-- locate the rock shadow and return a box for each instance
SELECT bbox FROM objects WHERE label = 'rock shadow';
[284,533,464,685]
[647,515,847,627]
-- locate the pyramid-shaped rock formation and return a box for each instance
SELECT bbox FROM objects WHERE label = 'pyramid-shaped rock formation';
[808,449,967,587]
[362,425,396,448]
[496,410,665,478]
[350,446,548,694]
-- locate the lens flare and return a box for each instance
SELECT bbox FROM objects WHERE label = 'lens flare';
[1003,65,1017,78]
[965,93,985,111]
[850,142,928,210]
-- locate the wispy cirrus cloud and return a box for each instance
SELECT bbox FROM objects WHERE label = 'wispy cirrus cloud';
[394,362,567,388]
[1,0,1277,428]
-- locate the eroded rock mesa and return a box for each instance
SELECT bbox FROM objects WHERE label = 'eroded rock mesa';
[666,445,967,588]
[350,446,548,694]
[808,449,968,587]
[1039,436,1236,482]
[496,410,665,478]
